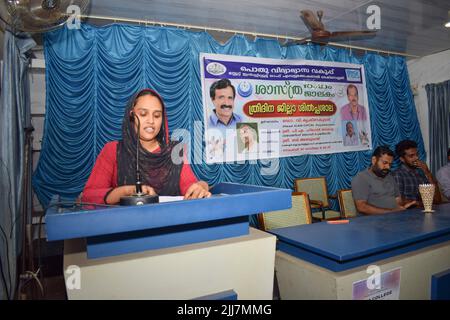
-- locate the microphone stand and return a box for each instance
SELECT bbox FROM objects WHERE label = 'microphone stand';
[120,112,159,206]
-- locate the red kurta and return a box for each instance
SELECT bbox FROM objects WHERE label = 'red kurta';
[82,141,198,204]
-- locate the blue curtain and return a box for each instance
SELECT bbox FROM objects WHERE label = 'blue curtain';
[32,24,425,215]
[425,80,450,175]
[1,31,36,300]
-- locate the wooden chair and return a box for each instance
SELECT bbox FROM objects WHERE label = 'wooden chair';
[258,192,313,231]
[258,192,313,301]
[294,177,341,220]
[337,189,358,218]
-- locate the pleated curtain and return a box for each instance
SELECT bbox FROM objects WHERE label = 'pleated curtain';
[425,80,450,175]
[32,24,425,211]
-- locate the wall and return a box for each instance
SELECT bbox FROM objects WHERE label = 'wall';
[407,49,450,161]
[30,56,46,212]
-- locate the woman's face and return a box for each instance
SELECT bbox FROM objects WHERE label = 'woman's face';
[132,94,163,144]
[239,125,252,142]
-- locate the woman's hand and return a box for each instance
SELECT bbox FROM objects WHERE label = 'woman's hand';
[184,181,211,200]
[141,185,157,196]
[105,185,157,204]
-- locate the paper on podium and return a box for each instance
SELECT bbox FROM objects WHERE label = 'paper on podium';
[158,196,184,203]
[159,194,228,202]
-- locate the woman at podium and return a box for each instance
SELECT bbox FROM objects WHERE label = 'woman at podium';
[81,88,211,204]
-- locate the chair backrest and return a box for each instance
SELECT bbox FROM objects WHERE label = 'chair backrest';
[337,189,358,218]
[294,177,330,207]
[258,192,312,231]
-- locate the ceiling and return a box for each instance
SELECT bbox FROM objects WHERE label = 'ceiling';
[82,0,450,58]
[1,0,450,59]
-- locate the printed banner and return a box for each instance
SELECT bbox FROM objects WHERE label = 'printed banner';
[200,53,372,164]
[352,267,401,300]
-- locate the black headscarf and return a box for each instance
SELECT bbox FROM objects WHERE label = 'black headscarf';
[117,89,183,196]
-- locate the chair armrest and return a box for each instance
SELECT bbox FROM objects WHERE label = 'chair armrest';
[310,200,326,220]
[310,199,324,207]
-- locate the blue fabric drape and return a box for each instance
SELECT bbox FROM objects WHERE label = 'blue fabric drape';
[1,31,36,300]
[33,24,425,217]
[425,80,450,175]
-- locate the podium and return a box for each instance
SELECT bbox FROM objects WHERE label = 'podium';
[45,183,291,299]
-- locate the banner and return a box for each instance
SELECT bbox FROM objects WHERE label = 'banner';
[200,53,372,164]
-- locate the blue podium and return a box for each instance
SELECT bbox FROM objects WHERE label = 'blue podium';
[45,183,291,299]
[46,183,291,259]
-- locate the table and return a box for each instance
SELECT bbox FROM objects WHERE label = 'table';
[269,203,450,299]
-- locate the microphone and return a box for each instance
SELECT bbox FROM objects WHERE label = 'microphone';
[132,111,144,195]
[120,111,159,206]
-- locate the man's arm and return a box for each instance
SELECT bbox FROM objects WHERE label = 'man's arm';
[396,196,417,208]
[416,160,442,203]
[437,168,450,199]
[392,170,406,201]
[354,200,397,215]
[355,197,416,215]
[392,174,417,205]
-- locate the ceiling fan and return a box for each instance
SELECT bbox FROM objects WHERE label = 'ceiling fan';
[285,9,377,46]
[0,0,90,34]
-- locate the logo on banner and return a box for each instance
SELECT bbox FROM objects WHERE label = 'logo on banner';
[237,81,253,97]
[345,69,361,82]
[206,62,226,75]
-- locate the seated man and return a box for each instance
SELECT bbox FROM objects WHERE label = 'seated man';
[392,140,441,204]
[437,148,450,200]
[352,146,416,215]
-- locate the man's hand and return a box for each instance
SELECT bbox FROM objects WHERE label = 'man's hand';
[400,200,417,210]
[414,160,431,173]
[184,181,211,200]
[414,160,442,203]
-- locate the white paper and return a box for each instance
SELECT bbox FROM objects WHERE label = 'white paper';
[158,196,184,203]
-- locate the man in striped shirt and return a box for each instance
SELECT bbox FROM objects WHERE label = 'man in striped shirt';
[392,140,441,204]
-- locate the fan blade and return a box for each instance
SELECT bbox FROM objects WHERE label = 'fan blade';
[283,37,311,47]
[303,38,330,46]
[328,30,377,41]
[14,7,63,27]
[300,10,325,32]
[33,8,67,22]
